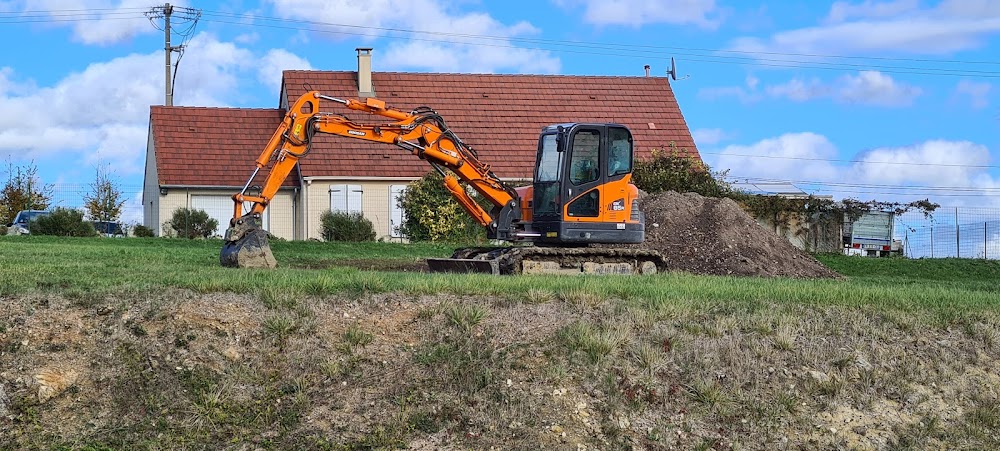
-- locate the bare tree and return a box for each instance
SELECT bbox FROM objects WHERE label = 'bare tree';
[83,164,127,222]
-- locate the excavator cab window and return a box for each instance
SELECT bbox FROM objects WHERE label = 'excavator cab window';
[534,133,562,216]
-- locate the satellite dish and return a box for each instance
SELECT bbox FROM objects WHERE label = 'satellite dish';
[666,57,690,81]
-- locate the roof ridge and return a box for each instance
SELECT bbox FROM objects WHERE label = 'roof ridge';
[281,69,665,79]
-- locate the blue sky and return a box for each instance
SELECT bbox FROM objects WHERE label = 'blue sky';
[1,0,999,225]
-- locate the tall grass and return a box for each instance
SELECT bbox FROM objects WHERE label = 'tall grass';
[2,236,999,314]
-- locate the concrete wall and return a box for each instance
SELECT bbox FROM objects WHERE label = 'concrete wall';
[142,130,160,231]
[755,213,842,253]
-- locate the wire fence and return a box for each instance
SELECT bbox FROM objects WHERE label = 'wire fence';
[895,207,1000,260]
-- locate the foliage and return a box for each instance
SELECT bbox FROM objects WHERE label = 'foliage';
[319,210,376,242]
[83,165,127,221]
[631,144,938,231]
[632,144,733,198]
[0,161,53,225]
[133,224,155,238]
[397,172,488,243]
[169,208,219,239]
[0,224,6,235]
[28,207,97,237]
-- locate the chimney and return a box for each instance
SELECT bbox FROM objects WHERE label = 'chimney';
[644,65,651,77]
[356,47,375,98]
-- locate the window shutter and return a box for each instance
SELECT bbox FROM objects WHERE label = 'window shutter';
[330,185,347,212]
[348,185,363,214]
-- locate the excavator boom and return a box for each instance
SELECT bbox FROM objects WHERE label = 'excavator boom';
[222,91,522,268]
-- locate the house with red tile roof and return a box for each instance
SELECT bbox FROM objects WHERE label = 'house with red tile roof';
[144,49,700,240]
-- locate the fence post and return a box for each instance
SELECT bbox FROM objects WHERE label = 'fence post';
[955,207,960,258]
[986,221,989,260]
[931,222,934,258]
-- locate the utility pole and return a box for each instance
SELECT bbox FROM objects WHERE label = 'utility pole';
[146,4,200,106]
[164,3,173,106]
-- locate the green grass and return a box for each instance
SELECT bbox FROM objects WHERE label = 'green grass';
[2,236,999,315]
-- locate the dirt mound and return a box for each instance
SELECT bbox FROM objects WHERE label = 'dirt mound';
[629,191,840,279]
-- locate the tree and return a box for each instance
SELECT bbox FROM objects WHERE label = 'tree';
[397,172,489,243]
[0,161,53,225]
[631,143,733,198]
[83,164,127,221]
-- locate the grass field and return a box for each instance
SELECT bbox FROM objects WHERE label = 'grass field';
[1,235,999,449]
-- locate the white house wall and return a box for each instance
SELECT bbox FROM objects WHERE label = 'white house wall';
[304,179,416,241]
[156,189,296,240]
[142,130,159,231]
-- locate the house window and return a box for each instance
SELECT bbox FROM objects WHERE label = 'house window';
[389,185,407,238]
[330,184,363,214]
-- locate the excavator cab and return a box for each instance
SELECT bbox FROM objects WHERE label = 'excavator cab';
[529,123,644,245]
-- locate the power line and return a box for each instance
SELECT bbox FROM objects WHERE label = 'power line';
[730,175,1000,193]
[5,7,1000,78]
[703,151,1000,169]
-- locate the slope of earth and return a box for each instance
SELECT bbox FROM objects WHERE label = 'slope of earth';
[625,191,841,279]
[2,290,997,450]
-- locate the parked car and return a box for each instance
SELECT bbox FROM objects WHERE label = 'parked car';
[92,220,125,237]
[6,210,50,235]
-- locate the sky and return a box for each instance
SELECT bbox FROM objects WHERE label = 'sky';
[1,0,999,227]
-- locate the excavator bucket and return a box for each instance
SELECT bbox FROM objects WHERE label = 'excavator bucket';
[220,215,277,269]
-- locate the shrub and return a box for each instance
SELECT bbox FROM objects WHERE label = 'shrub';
[0,224,7,235]
[632,144,732,198]
[169,208,218,239]
[320,210,376,242]
[397,172,488,243]
[29,208,97,237]
[133,224,155,238]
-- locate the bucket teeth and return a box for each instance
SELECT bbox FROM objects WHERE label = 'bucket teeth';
[220,216,277,269]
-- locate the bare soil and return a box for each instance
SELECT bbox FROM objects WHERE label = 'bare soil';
[2,291,997,450]
[626,191,841,279]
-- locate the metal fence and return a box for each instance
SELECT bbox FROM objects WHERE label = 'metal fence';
[895,207,1000,260]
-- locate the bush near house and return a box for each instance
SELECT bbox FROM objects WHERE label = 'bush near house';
[28,207,97,237]
[397,172,489,243]
[320,210,376,242]
[168,208,219,239]
[133,224,155,238]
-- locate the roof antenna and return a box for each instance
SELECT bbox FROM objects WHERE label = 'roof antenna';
[666,57,689,81]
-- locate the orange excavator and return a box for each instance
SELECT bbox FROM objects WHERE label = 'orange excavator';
[221,91,666,274]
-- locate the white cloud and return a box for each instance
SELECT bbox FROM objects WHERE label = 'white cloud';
[765,71,922,107]
[837,71,922,106]
[730,1,1000,55]
[556,0,721,28]
[766,77,828,101]
[0,33,274,178]
[852,140,995,187]
[715,132,840,182]
[266,0,560,74]
[691,128,728,146]
[954,80,991,109]
[825,0,920,23]
[258,49,314,92]
[11,0,190,45]
[712,133,1000,206]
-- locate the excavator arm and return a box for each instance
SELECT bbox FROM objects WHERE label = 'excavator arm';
[221,91,522,267]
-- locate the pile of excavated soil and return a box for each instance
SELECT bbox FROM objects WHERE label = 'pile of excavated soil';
[624,191,841,279]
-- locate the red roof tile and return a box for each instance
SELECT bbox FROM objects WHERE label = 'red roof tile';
[150,106,296,187]
[281,71,700,179]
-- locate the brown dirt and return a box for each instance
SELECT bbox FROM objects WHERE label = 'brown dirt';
[625,191,841,278]
[1,292,998,449]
